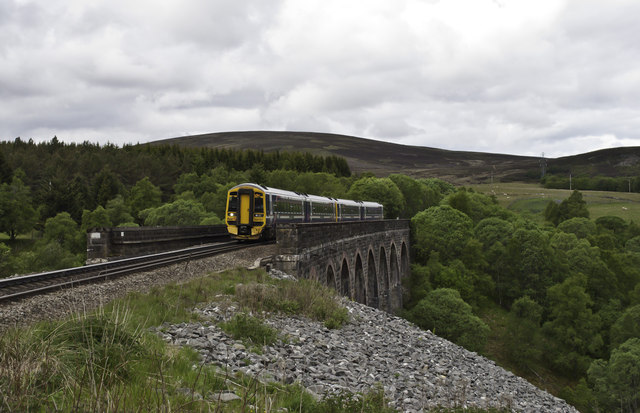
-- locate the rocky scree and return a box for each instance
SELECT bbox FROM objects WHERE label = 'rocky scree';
[154,277,578,413]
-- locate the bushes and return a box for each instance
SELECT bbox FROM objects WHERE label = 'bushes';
[408,289,490,353]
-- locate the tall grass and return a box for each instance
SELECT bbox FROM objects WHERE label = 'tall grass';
[0,267,503,411]
[234,278,349,329]
[0,267,351,411]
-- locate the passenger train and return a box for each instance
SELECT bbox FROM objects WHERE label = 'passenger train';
[225,183,384,240]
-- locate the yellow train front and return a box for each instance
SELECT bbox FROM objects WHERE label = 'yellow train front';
[225,183,269,240]
[225,183,384,241]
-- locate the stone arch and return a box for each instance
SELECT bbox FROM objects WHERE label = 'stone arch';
[354,254,365,304]
[340,258,351,298]
[401,241,410,280]
[379,246,390,311]
[366,249,379,308]
[326,264,336,291]
[389,243,401,311]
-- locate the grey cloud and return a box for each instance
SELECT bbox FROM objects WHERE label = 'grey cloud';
[2,0,640,158]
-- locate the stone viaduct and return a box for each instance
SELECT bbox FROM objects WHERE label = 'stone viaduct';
[272,220,411,313]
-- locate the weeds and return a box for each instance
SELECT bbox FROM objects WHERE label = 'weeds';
[235,278,349,329]
[220,312,278,348]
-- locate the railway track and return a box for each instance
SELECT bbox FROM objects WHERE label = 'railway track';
[0,241,257,304]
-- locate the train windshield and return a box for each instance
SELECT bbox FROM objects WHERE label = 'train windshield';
[228,192,238,212]
[254,193,264,213]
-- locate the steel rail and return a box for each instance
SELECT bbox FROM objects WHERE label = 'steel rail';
[0,241,259,303]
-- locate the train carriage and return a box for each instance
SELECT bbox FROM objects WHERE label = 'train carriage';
[225,183,383,240]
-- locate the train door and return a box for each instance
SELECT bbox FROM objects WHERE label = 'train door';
[304,201,311,223]
[238,188,253,235]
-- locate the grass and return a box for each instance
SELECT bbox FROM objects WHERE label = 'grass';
[220,313,278,349]
[0,266,532,412]
[234,278,349,329]
[0,267,364,412]
[470,182,640,223]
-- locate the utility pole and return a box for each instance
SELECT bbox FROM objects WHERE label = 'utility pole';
[569,173,572,191]
[539,153,547,178]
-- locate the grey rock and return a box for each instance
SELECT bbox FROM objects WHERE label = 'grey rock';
[156,298,578,413]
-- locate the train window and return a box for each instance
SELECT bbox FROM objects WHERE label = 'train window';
[266,195,271,214]
[228,193,238,212]
[254,194,264,213]
[313,203,334,215]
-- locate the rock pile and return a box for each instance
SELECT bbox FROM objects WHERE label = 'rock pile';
[155,297,577,412]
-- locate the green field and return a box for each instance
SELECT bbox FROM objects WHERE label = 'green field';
[470,182,640,223]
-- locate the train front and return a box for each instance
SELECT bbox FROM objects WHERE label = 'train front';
[225,183,267,240]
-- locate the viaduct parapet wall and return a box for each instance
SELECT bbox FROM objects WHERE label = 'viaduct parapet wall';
[273,220,411,313]
[86,225,229,261]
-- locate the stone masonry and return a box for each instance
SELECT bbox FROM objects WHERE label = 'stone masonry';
[272,220,410,313]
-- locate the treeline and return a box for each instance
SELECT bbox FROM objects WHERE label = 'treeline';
[543,173,640,193]
[0,136,446,276]
[406,188,640,412]
[0,137,350,224]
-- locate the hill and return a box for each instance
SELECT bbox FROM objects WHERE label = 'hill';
[154,131,640,184]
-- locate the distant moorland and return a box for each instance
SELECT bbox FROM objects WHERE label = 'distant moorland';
[156,131,640,184]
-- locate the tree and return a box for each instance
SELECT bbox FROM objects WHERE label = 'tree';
[389,174,432,218]
[557,190,589,223]
[475,217,514,250]
[139,199,211,226]
[588,338,640,413]
[558,217,597,240]
[43,212,84,254]
[544,201,560,226]
[409,288,490,352]
[82,206,112,230]
[347,177,405,219]
[543,274,603,376]
[105,195,135,227]
[411,205,473,264]
[248,163,266,185]
[431,259,475,302]
[566,245,618,309]
[504,228,559,304]
[27,242,81,271]
[128,177,162,220]
[91,166,123,207]
[405,263,433,309]
[0,150,13,184]
[626,236,640,253]
[0,174,37,240]
[266,169,297,190]
[610,305,640,349]
[597,215,630,248]
[506,296,543,369]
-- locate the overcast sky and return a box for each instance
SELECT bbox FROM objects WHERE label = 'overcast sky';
[2,0,640,158]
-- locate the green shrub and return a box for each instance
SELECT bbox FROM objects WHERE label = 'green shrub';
[220,313,277,347]
[409,288,490,352]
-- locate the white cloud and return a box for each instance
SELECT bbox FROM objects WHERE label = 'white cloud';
[1,0,640,157]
